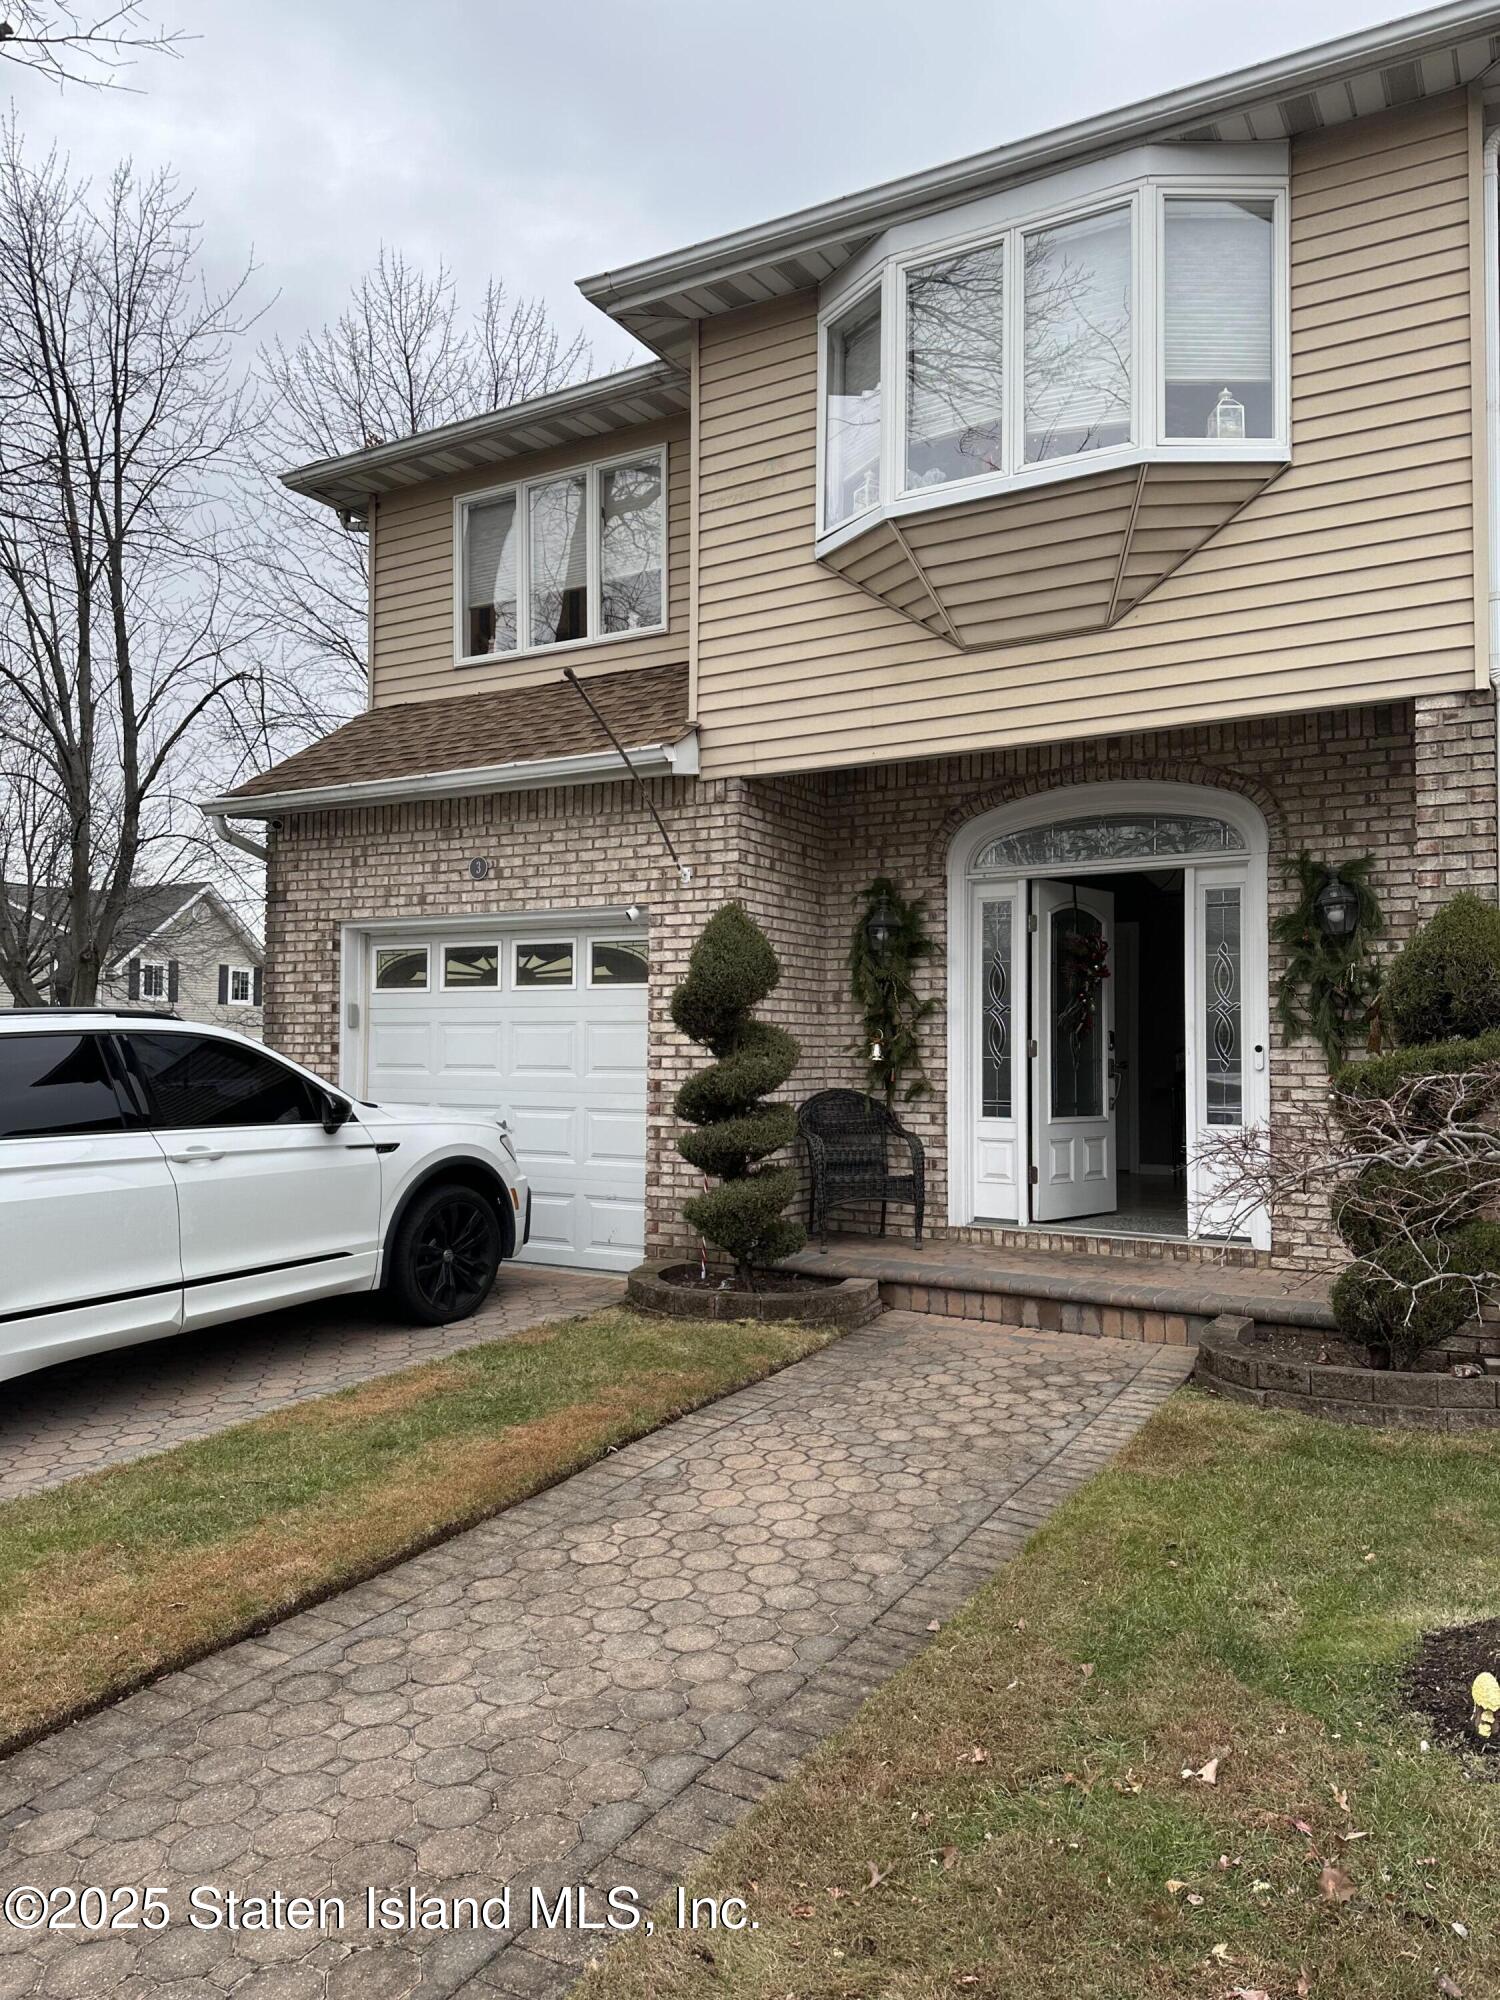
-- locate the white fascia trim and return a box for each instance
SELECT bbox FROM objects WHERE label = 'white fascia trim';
[202,732,700,821]
[281,363,682,501]
[579,0,1500,320]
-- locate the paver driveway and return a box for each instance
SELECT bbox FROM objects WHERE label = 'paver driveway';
[0,1312,1191,2000]
[0,1266,622,1503]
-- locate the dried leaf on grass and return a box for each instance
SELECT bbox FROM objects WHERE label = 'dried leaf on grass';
[1318,1862,1357,1904]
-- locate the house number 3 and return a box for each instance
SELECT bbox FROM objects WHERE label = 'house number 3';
[468,858,491,881]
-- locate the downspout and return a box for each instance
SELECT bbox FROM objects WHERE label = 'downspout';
[1485,123,1500,890]
[208,812,269,865]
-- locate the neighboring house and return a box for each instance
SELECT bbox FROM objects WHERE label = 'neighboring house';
[1,883,265,1037]
[208,3,1500,1276]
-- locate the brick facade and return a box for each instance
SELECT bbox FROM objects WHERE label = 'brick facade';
[264,695,1497,1272]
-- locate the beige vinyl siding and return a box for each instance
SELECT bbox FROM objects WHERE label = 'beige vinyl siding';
[370,416,689,707]
[694,94,1480,778]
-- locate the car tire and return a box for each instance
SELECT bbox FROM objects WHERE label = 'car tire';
[388,1180,504,1325]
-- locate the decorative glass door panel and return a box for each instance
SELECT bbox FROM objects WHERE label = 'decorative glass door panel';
[972,887,1020,1219]
[1190,871,1255,1239]
[1032,881,1117,1221]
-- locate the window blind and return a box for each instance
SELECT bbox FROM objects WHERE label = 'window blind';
[464,495,517,609]
[1164,199,1273,382]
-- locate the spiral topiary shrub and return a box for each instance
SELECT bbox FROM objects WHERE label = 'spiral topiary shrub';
[1330,1161,1491,1259]
[1384,892,1500,1046]
[1329,1221,1500,1368]
[672,902,806,1284]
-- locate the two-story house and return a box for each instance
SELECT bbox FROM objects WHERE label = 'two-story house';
[208,2,1500,1280]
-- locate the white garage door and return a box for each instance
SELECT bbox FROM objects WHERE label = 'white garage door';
[362,924,648,1272]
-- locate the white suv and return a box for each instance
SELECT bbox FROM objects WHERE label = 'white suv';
[0,1010,530,1385]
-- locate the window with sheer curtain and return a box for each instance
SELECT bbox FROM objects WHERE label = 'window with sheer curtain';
[457,448,666,660]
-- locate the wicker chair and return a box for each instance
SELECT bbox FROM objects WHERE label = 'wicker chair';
[797,1089,925,1246]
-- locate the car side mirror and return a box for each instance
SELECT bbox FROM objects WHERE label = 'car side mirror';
[320,1090,352,1135]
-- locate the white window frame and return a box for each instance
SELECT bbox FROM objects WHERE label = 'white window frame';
[587,936,649,988]
[453,443,668,668]
[439,940,502,992]
[816,162,1288,549]
[139,960,168,1001]
[373,943,429,993]
[512,937,577,992]
[227,965,255,1005]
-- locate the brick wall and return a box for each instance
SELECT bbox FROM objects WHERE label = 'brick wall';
[264,695,1496,1272]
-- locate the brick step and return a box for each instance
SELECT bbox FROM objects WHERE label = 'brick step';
[784,1237,1335,1349]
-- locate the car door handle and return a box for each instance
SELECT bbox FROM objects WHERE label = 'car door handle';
[168,1145,225,1163]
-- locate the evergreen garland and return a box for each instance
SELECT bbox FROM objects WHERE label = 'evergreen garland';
[1273,851,1383,1070]
[848,877,938,1105]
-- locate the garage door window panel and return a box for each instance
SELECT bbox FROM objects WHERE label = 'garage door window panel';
[515,941,575,989]
[130,1033,323,1129]
[375,945,429,992]
[589,939,648,986]
[0,1033,126,1139]
[443,943,501,989]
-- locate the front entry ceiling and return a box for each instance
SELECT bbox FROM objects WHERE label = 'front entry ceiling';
[818,459,1282,651]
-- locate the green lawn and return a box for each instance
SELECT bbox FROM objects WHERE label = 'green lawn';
[0,1306,836,1753]
[584,1392,1500,2000]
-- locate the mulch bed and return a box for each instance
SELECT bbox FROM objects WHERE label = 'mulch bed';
[1250,1326,1376,1368]
[1399,1616,1500,1765]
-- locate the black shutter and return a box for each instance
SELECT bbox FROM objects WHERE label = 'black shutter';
[252,967,264,1006]
[217,964,229,1005]
[167,960,180,1003]
[127,959,140,1001]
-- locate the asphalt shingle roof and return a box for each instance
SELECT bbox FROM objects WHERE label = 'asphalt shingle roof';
[224,662,690,802]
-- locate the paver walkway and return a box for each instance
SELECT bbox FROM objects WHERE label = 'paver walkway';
[0,1266,622,1503]
[0,1312,1191,1999]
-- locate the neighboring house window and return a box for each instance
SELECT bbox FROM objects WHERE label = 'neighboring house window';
[228,966,254,1005]
[140,961,168,1001]
[458,447,666,662]
[818,173,1285,536]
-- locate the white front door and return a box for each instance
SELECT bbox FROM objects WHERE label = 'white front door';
[363,926,648,1273]
[1031,881,1118,1222]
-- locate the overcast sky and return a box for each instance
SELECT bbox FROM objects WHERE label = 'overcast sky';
[11,0,1423,374]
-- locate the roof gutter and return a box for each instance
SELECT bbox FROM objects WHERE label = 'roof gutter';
[580,0,1500,319]
[201,732,701,822]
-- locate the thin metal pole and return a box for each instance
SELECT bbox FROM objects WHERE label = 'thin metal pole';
[561,668,694,884]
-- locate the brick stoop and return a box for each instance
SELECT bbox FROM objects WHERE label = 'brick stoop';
[783,1234,1335,1348]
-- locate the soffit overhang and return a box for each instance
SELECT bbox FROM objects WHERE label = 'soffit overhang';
[578,2,1500,361]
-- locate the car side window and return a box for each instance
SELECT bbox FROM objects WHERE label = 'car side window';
[0,1034,126,1140]
[128,1032,322,1129]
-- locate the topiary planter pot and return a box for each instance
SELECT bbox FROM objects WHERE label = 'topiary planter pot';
[1193,1314,1500,1431]
[627,1259,881,1329]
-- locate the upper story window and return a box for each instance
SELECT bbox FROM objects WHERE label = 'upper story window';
[819,165,1286,540]
[458,445,666,664]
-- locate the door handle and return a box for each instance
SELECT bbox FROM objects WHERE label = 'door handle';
[169,1145,225,1163]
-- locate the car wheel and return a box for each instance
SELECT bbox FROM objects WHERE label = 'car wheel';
[389,1181,503,1325]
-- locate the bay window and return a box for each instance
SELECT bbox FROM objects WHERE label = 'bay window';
[1023,206,1133,464]
[824,290,882,528]
[817,169,1285,539]
[1162,196,1275,440]
[905,240,1005,489]
[457,446,666,661]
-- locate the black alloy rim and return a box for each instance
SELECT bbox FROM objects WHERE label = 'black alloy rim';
[411,1195,494,1312]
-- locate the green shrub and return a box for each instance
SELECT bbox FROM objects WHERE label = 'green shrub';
[1330,1161,1490,1258]
[1330,1219,1500,1367]
[1384,893,1500,1045]
[672,902,805,1281]
[1333,1029,1500,1129]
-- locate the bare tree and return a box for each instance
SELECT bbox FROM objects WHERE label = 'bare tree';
[1195,1060,1500,1362]
[254,249,592,715]
[0,3,183,89]
[0,125,280,1006]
